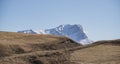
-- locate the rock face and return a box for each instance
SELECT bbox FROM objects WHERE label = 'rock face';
[17,24,93,45]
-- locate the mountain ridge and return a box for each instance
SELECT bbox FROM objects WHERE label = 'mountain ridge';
[18,24,93,45]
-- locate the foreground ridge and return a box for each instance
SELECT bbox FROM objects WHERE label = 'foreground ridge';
[0,31,120,64]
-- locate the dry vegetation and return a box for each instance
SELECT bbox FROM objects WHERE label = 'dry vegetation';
[70,39,120,64]
[0,31,80,64]
[0,31,120,64]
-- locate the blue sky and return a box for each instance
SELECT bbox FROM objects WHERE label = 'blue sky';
[0,0,120,41]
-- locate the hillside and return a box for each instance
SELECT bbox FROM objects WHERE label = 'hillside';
[0,31,120,64]
[70,39,120,64]
[0,31,80,64]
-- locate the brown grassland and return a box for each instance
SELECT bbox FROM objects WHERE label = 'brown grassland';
[0,31,120,64]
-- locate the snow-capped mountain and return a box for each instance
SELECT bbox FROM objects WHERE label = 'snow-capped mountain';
[17,24,93,45]
[18,29,37,34]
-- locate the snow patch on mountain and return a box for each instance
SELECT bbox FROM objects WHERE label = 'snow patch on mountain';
[34,30,46,34]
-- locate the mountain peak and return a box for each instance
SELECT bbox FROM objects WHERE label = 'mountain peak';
[17,24,93,45]
[58,24,82,28]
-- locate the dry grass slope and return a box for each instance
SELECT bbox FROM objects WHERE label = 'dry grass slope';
[0,31,120,64]
[70,39,120,64]
[0,31,80,64]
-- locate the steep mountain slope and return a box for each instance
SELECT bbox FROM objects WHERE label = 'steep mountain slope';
[18,24,92,45]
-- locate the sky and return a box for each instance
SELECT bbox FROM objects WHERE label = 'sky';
[0,0,120,41]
